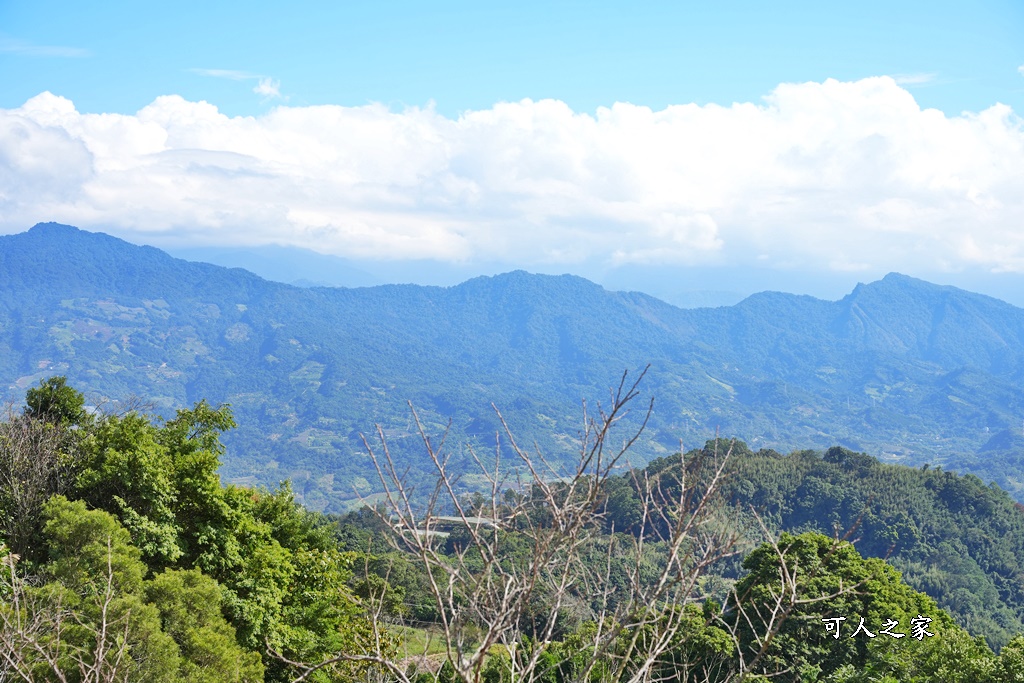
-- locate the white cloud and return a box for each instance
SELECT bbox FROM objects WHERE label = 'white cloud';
[253,77,282,99]
[1019,64,1024,76]
[192,69,284,100]
[1,78,1023,273]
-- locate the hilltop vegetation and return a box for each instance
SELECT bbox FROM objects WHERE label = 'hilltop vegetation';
[608,440,1024,650]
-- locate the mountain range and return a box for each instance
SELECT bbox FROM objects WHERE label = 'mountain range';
[2,223,1023,510]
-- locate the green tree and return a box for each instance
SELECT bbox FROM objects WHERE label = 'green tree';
[75,410,183,565]
[146,568,264,683]
[729,531,970,682]
[993,635,1024,683]
[62,393,383,682]
[25,375,88,427]
[0,377,90,562]
[0,496,182,682]
[1,496,272,682]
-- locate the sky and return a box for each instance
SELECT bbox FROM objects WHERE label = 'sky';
[2,0,1024,304]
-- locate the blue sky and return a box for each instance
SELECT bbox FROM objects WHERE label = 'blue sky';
[2,0,1024,305]
[3,0,1022,116]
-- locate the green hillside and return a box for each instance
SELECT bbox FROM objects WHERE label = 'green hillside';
[609,440,1024,650]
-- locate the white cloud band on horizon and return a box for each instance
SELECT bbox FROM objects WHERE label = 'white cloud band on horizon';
[1,77,1022,274]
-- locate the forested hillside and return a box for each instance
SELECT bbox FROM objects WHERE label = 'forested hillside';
[2,223,1023,511]
[607,440,1024,649]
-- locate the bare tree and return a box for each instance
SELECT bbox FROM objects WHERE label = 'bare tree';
[0,541,134,683]
[281,370,863,683]
[0,409,78,561]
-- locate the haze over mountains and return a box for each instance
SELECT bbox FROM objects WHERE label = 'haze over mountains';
[2,223,1023,510]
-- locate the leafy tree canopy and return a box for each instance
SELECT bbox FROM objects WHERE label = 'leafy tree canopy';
[25,375,88,427]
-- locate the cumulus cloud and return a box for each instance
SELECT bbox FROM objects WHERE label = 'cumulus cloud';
[1,78,1023,273]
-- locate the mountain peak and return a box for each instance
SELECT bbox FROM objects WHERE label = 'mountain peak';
[878,272,947,291]
[458,270,604,293]
[845,272,953,304]
[10,223,167,262]
[881,272,915,282]
[847,272,1016,312]
[28,222,85,236]
[1,223,274,300]
[26,222,89,240]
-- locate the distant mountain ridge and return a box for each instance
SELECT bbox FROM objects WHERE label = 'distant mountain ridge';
[2,223,1023,509]
[166,244,383,288]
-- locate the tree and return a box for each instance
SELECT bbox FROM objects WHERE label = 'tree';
[0,496,180,683]
[725,530,997,682]
[0,409,78,562]
[25,375,88,427]
[32,385,383,683]
[145,568,264,683]
[0,377,90,563]
[0,497,265,683]
[75,410,183,566]
[993,635,1024,683]
[284,369,848,683]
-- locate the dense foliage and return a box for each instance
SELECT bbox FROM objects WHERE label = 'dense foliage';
[603,440,1024,650]
[2,223,1023,512]
[730,530,1024,683]
[0,378,384,683]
